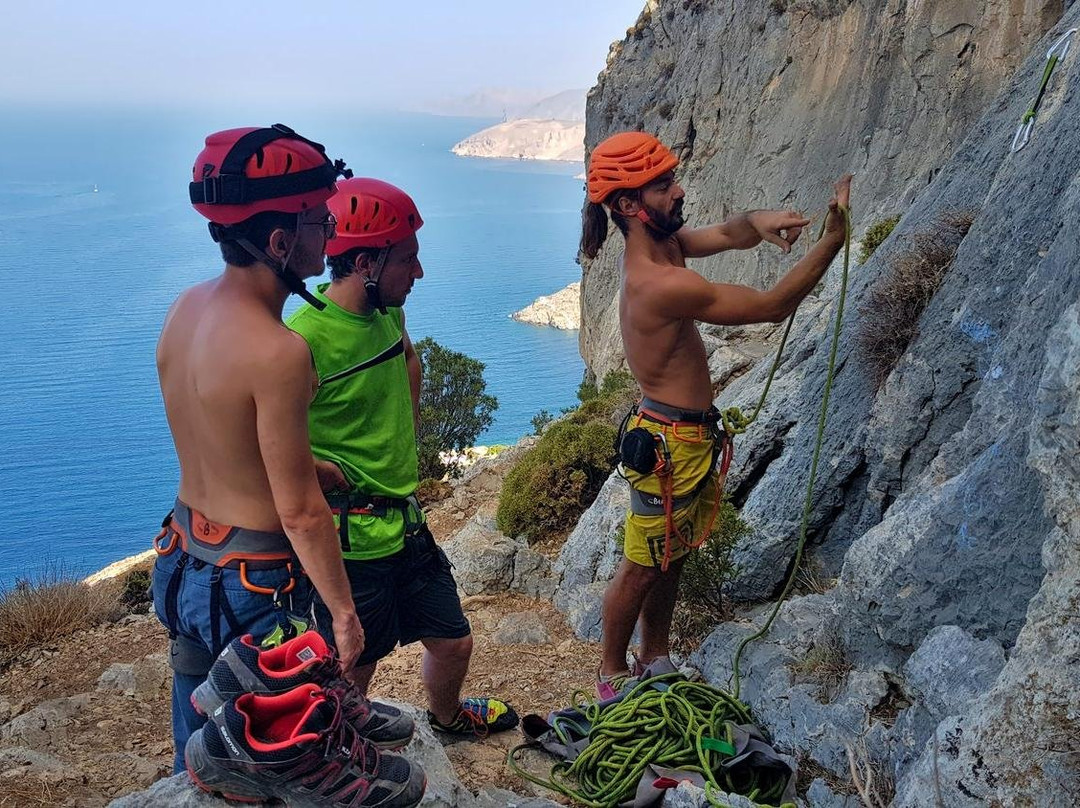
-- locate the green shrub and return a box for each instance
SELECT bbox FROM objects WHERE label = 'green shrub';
[531,409,555,435]
[857,215,901,265]
[119,568,152,612]
[671,500,751,654]
[496,418,618,544]
[415,338,498,481]
[498,370,637,545]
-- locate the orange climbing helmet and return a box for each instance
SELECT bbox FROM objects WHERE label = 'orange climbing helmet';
[325,177,424,258]
[189,124,350,226]
[586,131,679,204]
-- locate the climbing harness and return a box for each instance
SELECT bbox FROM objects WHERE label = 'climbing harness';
[509,669,796,808]
[1011,28,1077,153]
[325,490,420,554]
[616,400,732,571]
[153,501,306,660]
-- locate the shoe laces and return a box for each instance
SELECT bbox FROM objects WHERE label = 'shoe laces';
[294,690,381,806]
[309,651,374,725]
[456,700,491,738]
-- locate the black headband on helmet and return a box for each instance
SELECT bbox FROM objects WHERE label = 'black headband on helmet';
[188,123,352,206]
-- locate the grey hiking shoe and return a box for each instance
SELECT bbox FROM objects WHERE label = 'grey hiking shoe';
[192,630,414,750]
[185,683,425,807]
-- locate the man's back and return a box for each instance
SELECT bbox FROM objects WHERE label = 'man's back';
[157,276,301,531]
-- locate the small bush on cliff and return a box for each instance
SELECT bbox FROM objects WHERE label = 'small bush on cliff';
[671,500,751,654]
[119,568,152,613]
[496,418,617,544]
[857,215,901,265]
[531,409,555,435]
[415,338,498,481]
[0,567,122,669]
[857,210,975,385]
[497,371,636,544]
[791,629,852,703]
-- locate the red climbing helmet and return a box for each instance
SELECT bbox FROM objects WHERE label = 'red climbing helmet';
[189,124,350,226]
[586,131,679,204]
[325,177,424,258]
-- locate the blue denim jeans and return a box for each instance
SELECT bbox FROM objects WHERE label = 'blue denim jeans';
[152,549,312,773]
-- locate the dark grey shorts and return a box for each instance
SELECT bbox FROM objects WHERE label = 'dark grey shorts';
[315,525,471,667]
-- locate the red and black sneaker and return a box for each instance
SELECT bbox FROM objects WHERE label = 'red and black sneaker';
[185,683,425,807]
[193,631,414,749]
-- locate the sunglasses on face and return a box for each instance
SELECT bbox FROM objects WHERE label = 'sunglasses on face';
[301,213,337,240]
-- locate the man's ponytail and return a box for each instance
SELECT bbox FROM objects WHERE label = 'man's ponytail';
[580,202,610,260]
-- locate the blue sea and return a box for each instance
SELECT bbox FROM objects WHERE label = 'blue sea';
[0,109,586,586]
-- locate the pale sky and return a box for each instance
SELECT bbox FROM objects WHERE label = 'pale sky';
[2,0,645,110]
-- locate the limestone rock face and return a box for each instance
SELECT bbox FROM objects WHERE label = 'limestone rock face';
[554,2,1080,803]
[580,0,1064,380]
[452,119,585,162]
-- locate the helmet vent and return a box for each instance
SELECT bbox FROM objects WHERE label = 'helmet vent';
[372,201,381,217]
[350,197,358,215]
[254,147,265,169]
[284,154,293,173]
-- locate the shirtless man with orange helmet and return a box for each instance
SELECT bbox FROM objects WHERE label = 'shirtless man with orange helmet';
[581,131,851,692]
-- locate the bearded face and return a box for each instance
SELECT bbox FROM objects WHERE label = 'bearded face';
[643,196,685,237]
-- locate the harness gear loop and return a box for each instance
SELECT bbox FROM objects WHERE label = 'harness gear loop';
[239,561,296,596]
[153,510,178,555]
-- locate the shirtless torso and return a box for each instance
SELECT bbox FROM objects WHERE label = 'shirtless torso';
[619,246,713,411]
[157,275,313,531]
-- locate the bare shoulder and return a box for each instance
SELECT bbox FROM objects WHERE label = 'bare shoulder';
[248,325,315,389]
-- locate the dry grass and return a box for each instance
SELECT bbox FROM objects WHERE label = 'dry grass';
[796,755,860,799]
[0,567,122,669]
[857,210,975,386]
[846,739,896,808]
[790,631,852,703]
[793,560,836,596]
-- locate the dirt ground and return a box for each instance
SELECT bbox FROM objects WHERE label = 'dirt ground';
[0,452,599,806]
[0,592,598,806]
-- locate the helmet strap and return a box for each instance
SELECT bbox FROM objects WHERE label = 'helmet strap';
[362,248,391,315]
[233,220,326,311]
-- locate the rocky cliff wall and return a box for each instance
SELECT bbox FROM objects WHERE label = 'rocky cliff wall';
[561,2,1079,803]
[580,0,1066,380]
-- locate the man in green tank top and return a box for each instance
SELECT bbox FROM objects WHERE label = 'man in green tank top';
[287,177,518,736]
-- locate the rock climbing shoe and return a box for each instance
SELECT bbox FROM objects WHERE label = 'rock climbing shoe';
[427,697,519,737]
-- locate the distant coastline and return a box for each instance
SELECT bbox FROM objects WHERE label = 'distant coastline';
[511,282,581,330]
[452,118,585,163]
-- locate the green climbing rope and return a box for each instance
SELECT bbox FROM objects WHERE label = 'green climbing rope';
[730,206,853,699]
[507,673,793,808]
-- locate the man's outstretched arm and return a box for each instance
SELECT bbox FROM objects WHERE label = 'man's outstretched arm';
[677,209,811,258]
[657,176,852,326]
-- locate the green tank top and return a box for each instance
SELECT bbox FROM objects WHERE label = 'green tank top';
[286,284,417,560]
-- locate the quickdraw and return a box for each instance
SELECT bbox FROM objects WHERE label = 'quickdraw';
[1011,28,1077,153]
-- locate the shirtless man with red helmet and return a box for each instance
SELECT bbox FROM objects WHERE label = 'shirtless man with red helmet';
[153,125,364,770]
[581,131,851,693]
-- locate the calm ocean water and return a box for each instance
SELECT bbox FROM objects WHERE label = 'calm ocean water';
[0,109,585,585]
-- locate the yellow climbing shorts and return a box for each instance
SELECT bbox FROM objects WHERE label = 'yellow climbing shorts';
[621,410,719,569]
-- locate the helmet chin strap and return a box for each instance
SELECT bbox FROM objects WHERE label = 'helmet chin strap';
[234,234,326,311]
[362,248,391,315]
[635,207,682,237]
